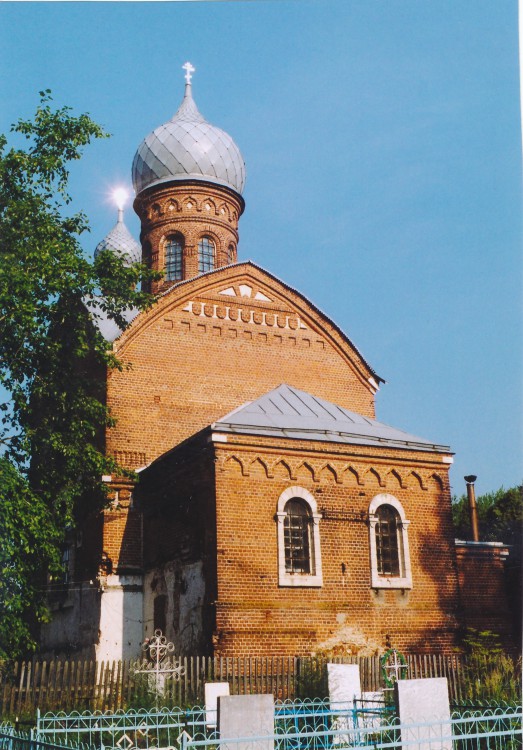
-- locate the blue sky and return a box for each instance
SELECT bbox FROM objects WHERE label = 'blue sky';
[1,1,521,497]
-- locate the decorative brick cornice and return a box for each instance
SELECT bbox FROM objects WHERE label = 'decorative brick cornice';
[217,451,446,491]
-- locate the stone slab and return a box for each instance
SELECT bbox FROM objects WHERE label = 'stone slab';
[218,694,274,750]
[327,664,362,745]
[396,677,452,750]
[327,663,361,705]
[205,682,230,727]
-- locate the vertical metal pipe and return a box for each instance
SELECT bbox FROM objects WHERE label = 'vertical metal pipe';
[464,475,479,542]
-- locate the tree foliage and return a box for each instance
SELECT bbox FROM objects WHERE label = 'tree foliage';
[0,91,157,658]
[452,484,522,545]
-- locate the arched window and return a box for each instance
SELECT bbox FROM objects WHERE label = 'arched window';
[198,236,215,273]
[276,487,323,587]
[227,244,235,264]
[165,236,183,281]
[368,494,412,589]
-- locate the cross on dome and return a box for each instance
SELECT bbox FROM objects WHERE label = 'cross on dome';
[132,61,246,196]
[182,61,195,84]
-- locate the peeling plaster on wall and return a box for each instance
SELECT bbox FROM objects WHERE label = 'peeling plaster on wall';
[144,561,205,654]
[313,625,383,657]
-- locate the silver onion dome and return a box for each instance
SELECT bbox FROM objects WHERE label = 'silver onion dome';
[94,208,142,265]
[132,69,246,197]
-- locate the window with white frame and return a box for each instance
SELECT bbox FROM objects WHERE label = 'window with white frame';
[368,494,412,589]
[276,487,323,587]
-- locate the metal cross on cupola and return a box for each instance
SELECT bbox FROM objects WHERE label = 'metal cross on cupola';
[183,61,195,84]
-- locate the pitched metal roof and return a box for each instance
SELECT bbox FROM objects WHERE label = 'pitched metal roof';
[212,384,451,454]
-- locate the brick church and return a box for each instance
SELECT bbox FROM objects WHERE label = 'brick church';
[41,65,513,661]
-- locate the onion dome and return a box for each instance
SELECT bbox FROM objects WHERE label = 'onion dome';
[94,208,142,266]
[132,63,246,197]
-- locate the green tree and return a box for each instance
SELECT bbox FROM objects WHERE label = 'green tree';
[452,484,522,543]
[0,91,157,658]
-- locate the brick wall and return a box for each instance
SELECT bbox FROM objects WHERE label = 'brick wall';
[212,436,459,656]
[133,181,244,292]
[454,542,514,646]
[138,428,460,656]
[101,480,142,573]
[137,434,218,654]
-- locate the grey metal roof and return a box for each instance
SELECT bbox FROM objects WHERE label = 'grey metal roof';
[212,384,451,453]
[132,83,246,197]
[94,208,142,265]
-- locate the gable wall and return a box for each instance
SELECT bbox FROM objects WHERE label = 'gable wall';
[106,275,377,470]
[213,437,459,656]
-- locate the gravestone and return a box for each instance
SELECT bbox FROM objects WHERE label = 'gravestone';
[327,663,361,704]
[360,691,385,730]
[327,663,361,744]
[395,677,452,750]
[205,682,230,727]
[218,694,274,750]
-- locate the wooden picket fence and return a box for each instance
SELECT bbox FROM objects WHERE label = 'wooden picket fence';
[0,653,506,717]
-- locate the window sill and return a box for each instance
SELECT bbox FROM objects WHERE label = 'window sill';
[279,573,323,588]
[371,575,412,590]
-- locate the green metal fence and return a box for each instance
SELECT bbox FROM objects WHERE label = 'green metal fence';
[0,724,88,750]
[33,701,522,750]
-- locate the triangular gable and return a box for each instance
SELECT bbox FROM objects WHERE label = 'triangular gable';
[113,261,384,390]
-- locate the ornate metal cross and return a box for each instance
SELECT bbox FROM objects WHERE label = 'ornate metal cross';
[133,629,185,693]
[183,62,195,84]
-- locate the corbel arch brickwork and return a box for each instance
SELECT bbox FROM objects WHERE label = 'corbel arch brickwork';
[217,449,447,496]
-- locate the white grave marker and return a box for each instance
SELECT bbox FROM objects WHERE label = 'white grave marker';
[327,663,362,744]
[204,682,230,727]
[218,694,274,750]
[396,677,452,750]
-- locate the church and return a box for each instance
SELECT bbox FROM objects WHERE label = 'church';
[40,65,512,661]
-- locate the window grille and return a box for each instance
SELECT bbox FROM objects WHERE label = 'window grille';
[375,505,400,576]
[284,499,313,574]
[368,494,412,589]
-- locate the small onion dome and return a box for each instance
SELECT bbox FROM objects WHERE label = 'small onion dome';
[132,80,246,197]
[94,208,142,266]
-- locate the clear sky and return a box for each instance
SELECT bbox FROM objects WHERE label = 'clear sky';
[1,0,521,498]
